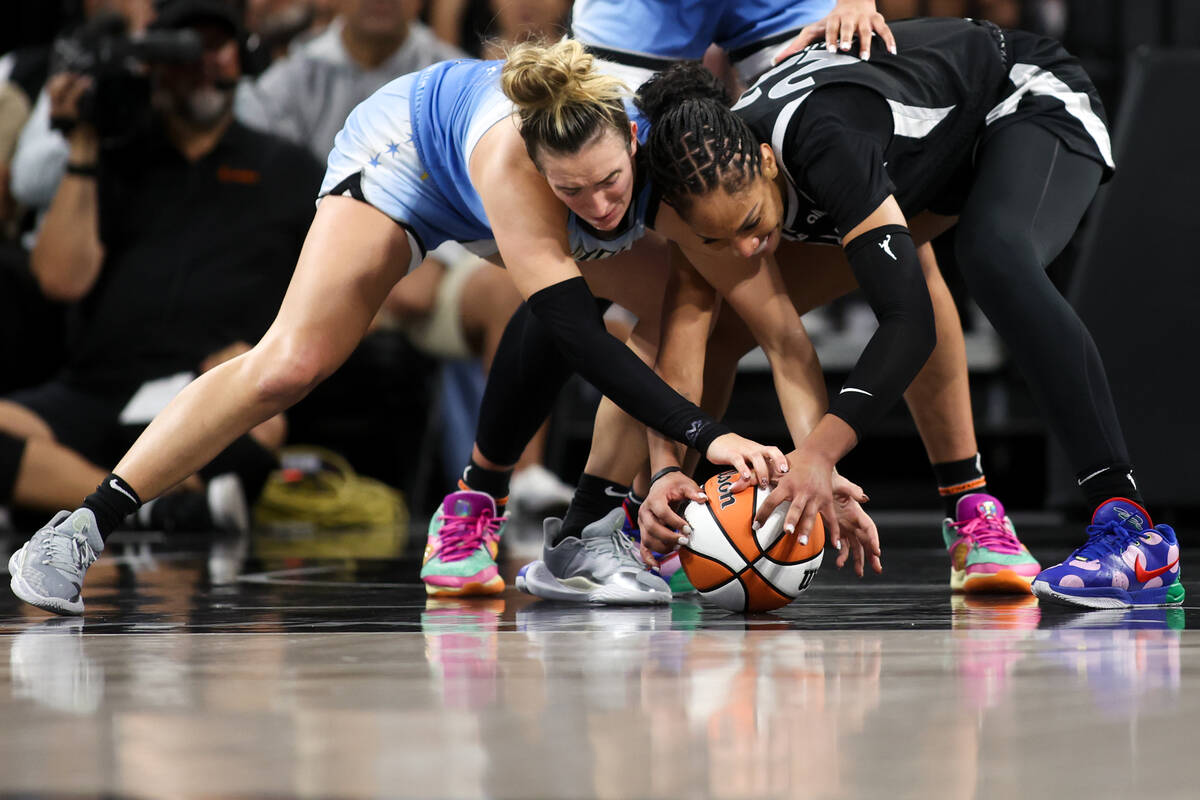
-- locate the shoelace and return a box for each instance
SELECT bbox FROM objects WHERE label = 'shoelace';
[1072,519,1140,561]
[951,511,1021,554]
[583,524,644,570]
[436,509,503,562]
[39,529,98,579]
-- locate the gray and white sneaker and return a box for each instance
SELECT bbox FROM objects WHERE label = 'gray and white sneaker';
[9,509,104,616]
[515,507,670,605]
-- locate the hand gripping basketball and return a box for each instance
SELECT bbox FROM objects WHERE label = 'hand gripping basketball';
[704,433,789,491]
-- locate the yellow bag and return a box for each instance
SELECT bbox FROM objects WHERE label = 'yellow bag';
[253,446,409,558]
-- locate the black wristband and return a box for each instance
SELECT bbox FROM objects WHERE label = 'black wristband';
[650,466,682,486]
[66,162,98,177]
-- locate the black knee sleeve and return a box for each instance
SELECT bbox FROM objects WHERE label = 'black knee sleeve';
[475,301,577,466]
[0,432,27,504]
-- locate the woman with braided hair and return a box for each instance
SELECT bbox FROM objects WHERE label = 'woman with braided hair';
[636,17,1183,610]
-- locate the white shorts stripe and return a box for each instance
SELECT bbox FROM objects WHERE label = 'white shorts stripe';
[887,99,956,139]
[986,63,1114,168]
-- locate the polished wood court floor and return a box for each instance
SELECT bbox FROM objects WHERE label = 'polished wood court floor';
[1,515,1195,799]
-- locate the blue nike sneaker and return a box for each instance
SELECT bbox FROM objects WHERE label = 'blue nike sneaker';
[1032,498,1184,609]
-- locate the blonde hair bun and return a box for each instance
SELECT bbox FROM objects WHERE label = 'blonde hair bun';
[500,39,630,158]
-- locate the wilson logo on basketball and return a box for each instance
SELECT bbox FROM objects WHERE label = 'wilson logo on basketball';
[715,471,738,509]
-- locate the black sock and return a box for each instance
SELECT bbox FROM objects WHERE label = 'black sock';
[1078,463,1144,509]
[556,473,628,545]
[460,458,513,511]
[932,453,988,519]
[82,473,142,542]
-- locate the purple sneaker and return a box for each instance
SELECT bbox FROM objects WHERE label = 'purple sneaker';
[1032,498,1184,609]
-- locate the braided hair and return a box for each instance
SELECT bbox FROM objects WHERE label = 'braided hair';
[502,39,632,166]
[636,63,763,214]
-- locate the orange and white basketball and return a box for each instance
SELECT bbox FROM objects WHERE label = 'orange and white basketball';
[680,470,824,612]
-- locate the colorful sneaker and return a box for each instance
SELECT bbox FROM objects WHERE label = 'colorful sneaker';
[942,494,1040,594]
[420,491,506,597]
[9,509,104,616]
[1032,498,1183,609]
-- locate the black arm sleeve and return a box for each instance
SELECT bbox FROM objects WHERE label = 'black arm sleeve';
[527,277,730,453]
[826,225,936,438]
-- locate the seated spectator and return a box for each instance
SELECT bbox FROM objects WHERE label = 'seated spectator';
[479,0,570,59]
[236,0,463,159]
[0,80,31,242]
[0,0,323,533]
[8,1,155,232]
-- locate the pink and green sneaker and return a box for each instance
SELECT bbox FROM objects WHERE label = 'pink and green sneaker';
[421,491,506,597]
[942,493,1040,594]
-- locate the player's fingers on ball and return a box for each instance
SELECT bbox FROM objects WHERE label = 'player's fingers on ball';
[666,508,692,537]
[876,14,897,54]
[768,447,789,476]
[643,525,673,554]
[731,454,753,484]
[748,452,770,488]
[753,487,787,528]
[777,501,806,537]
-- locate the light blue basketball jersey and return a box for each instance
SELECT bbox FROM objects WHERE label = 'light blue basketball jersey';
[321,59,654,267]
[572,0,835,139]
[571,0,833,62]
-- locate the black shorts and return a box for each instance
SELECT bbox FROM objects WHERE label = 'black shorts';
[5,380,142,468]
[982,29,1115,179]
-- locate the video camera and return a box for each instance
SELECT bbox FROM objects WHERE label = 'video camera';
[49,13,203,140]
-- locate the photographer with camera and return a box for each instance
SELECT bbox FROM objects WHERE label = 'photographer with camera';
[0,0,323,534]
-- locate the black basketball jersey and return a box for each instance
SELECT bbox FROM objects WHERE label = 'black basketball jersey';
[732,17,1011,243]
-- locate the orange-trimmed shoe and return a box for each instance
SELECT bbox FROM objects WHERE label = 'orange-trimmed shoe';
[421,491,506,596]
[943,494,1040,594]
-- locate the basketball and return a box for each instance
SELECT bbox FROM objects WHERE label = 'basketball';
[680,470,825,612]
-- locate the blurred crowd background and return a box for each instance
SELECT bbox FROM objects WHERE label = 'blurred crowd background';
[0,0,1195,542]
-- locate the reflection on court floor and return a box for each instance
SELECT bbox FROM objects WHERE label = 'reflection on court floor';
[0,526,1194,799]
